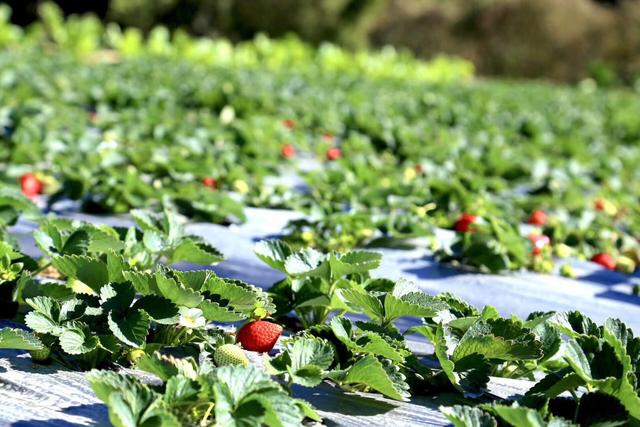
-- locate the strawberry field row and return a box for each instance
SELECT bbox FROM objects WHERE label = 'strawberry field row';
[0,195,639,426]
[0,4,639,426]
[2,18,640,275]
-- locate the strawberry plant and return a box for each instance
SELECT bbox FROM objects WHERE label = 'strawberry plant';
[254,240,382,327]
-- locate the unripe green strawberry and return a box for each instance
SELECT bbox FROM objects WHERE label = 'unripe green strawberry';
[560,263,576,278]
[214,344,249,367]
[616,256,636,274]
[236,320,283,353]
[554,243,572,258]
[127,348,146,363]
[29,346,51,362]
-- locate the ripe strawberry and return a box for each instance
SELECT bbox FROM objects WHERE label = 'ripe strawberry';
[454,213,477,233]
[281,144,296,158]
[591,253,616,270]
[529,233,550,255]
[282,119,295,130]
[214,344,249,367]
[236,320,282,353]
[202,177,218,190]
[528,210,547,226]
[415,164,423,174]
[594,198,617,216]
[326,147,341,161]
[20,173,43,198]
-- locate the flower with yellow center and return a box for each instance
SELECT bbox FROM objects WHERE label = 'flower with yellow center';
[178,307,206,329]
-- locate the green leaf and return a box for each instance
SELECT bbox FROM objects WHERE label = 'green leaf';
[52,255,109,293]
[525,370,585,399]
[211,365,304,427]
[142,230,165,253]
[329,251,381,277]
[59,326,99,355]
[88,367,178,424]
[108,310,150,347]
[254,240,292,272]
[106,252,128,283]
[203,277,274,316]
[123,270,159,295]
[0,328,45,351]
[440,405,497,427]
[24,311,62,335]
[26,296,60,318]
[198,300,246,322]
[33,228,61,257]
[61,229,91,255]
[100,282,136,315]
[339,288,384,321]
[453,318,543,362]
[173,269,213,291]
[434,324,490,397]
[383,291,449,323]
[575,392,629,426]
[295,399,322,423]
[24,296,63,335]
[132,295,179,324]
[338,355,410,400]
[268,336,335,387]
[284,248,328,279]
[155,270,203,308]
[330,317,409,362]
[87,370,143,403]
[131,210,161,233]
[60,298,86,321]
[83,224,126,253]
[564,339,593,380]
[354,332,409,362]
[169,238,223,265]
[163,376,199,403]
[134,352,198,382]
[487,404,548,427]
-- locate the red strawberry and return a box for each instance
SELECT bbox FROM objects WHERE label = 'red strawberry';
[19,173,42,198]
[528,210,547,226]
[202,177,218,190]
[594,199,605,211]
[236,320,283,353]
[322,133,335,143]
[281,144,296,158]
[326,147,341,161]
[454,213,477,233]
[282,119,295,130]
[591,253,616,270]
[529,234,550,255]
[415,164,423,174]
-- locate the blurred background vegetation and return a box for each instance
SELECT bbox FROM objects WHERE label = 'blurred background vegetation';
[3,0,640,84]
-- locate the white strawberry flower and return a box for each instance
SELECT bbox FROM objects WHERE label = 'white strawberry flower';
[178,307,206,329]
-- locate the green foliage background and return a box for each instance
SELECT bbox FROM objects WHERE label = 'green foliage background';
[4,0,640,83]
